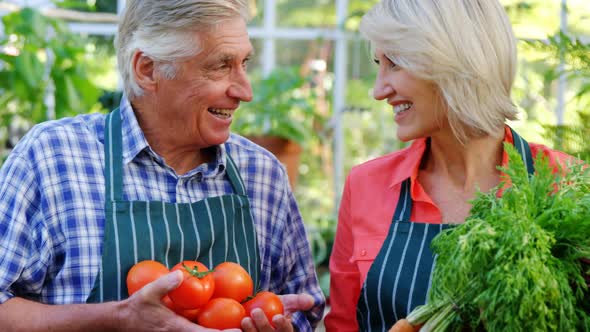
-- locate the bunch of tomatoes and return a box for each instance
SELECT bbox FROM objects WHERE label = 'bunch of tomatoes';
[127,260,284,329]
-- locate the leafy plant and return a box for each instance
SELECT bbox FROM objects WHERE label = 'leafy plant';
[543,109,590,161]
[0,7,103,157]
[53,0,118,13]
[231,67,320,146]
[526,32,590,161]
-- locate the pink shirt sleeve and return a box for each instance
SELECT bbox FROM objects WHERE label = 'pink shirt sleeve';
[324,176,362,331]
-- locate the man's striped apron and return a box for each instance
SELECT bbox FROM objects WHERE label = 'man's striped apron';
[356,129,534,331]
[87,108,260,302]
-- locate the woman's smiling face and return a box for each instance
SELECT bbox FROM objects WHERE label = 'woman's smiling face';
[372,50,449,142]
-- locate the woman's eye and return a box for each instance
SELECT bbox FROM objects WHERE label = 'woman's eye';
[385,56,398,69]
[373,56,398,70]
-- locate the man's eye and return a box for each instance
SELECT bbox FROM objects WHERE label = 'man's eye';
[373,58,380,65]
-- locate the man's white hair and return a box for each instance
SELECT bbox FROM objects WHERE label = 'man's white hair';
[360,0,518,142]
[116,0,250,100]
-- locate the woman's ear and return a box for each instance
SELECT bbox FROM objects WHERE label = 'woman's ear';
[132,51,157,92]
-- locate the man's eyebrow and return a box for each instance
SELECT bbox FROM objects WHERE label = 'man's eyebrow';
[219,53,235,62]
[217,50,255,62]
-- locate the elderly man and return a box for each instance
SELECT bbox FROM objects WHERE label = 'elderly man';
[0,1,325,331]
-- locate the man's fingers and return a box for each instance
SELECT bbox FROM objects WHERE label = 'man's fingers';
[271,314,292,331]
[140,270,183,301]
[279,293,315,315]
[241,316,257,332]
[241,308,290,332]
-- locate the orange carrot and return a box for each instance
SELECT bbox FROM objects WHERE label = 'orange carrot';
[388,318,421,332]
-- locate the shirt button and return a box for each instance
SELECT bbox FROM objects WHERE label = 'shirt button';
[360,249,367,256]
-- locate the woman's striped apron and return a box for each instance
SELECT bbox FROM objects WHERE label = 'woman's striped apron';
[356,128,534,331]
[87,108,260,302]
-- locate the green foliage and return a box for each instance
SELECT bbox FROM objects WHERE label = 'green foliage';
[543,110,590,161]
[231,67,321,146]
[0,7,103,130]
[409,145,590,331]
[53,0,118,13]
[527,33,590,161]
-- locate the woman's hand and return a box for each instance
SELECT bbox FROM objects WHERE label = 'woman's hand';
[240,293,315,332]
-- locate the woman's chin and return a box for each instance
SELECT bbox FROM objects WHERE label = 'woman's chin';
[396,131,417,142]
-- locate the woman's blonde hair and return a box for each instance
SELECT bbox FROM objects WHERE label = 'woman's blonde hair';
[116,0,250,100]
[360,0,518,142]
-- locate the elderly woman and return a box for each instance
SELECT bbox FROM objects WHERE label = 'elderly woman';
[324,0,577,331]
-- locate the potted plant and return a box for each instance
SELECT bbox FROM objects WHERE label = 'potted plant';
[232,67,319,188]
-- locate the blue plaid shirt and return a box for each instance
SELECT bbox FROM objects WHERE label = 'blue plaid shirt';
[0,97,324,330]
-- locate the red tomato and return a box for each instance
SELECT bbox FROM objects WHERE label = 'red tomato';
[242,291,284,326]
[168,261,214,310]
[161,295,176,310]
[211,261,253,302]
[161,295,200,322]
[126,260,169,296]
[197,298,246,329]
[177,308,201,323]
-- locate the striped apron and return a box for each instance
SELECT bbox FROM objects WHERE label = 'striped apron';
[356,128,534,331]
[87,108,260,303]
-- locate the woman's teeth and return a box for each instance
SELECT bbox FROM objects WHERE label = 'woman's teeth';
[394,103,412,114]
[208,108,232,119]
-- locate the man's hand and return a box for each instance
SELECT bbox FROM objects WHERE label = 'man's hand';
[241,293,315,332]
[117,270,240,332]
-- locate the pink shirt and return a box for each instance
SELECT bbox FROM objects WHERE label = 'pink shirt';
[324,128,572,331]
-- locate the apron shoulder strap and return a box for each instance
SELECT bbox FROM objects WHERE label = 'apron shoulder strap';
[509,127,535,176]
[104,108,124,202]
[392,178,412,222]
[224,154,248,196]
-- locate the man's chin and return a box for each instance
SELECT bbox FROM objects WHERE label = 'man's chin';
[205,132,231,146]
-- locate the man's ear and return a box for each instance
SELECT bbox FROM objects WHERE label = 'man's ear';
[132,51,157,92]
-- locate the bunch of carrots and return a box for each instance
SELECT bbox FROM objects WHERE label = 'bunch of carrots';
[390,145,590,331]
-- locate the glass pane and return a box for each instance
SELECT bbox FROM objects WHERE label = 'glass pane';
[249,0,264,26]
[277,0,336,28]
[501,0,561,39]
[567,0,590,35]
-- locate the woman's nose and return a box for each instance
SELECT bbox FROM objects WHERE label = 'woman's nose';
[372,69,395,101]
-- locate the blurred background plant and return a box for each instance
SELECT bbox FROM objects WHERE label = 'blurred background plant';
[0,6,106,160]
[526,32,590,161]
[232,66,321,146]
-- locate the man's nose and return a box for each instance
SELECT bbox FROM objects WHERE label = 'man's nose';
[229,69,253,102]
